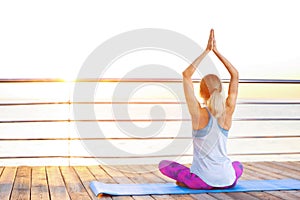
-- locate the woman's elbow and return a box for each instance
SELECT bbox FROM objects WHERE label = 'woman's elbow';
[182,71,191,79]
[235,71,239,79]
[232,70,239,80]
[235,70,240,79]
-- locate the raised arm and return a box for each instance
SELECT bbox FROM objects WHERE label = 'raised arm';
[182,30,214,119]
[212,31,239,114]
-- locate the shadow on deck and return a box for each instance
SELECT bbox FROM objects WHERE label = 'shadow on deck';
[0,161,300,200]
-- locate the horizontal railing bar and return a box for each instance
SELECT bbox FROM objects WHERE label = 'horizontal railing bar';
[0,78,299,84]
[234,79,300,84]
[0,102,70,106]
[230,135,300,139]
[234,118,300,121]
[237,101,300,105]
[0,119,190,123]
[228,152,300,156]
[0,135,299,141]
[1,152,300,159]
[0,156,71,159]
[1,118,300,123]
[0,78,65,83]
[1,101,300,106]
[0,101,186,106]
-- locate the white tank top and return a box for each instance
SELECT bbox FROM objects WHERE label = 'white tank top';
[190,108,236,187]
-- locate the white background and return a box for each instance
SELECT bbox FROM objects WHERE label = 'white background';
[0,0,300,79]
[0,1,299,165]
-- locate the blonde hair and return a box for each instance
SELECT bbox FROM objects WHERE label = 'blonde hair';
[200,74,225,118]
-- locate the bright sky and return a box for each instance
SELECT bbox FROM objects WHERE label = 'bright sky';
[0,0,300,80]
[0,1,299,166]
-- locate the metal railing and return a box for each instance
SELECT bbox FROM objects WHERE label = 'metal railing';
[0,78,299,164]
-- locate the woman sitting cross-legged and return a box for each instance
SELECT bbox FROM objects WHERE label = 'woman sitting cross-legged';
[159,29,243,189]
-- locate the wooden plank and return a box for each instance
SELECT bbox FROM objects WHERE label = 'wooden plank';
[124,165,176,200]
[238,162,300,199]
[88,165,130,200]
[241,164,282,200]
[101,165,154,200]
[264,162,300,198]
[221,190,260,200]
[0,167,17,200]
[46,166,70,200]
[10,166,31,200]
[243,163,292,200]
[86,166,112,200]
[272,162,300,198]
[132,165,176,200]
[101,165,134,184]
[294,161,300,166]
[254,162,300,179]
[88,165,116,184]
[31,166,50,200]
[242,163,286,200]
[73,166,99,200]
[247,162,300,199]
[244,163,283,179]
[277,161,300,172]
[60,166,91,200]
[113,165,155,200]
[0,162,298,200]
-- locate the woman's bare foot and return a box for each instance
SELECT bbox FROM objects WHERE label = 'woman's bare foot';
[176,181,188,187]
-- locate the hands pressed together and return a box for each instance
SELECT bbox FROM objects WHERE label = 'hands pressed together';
[182,28,237,80]
[205,29,218,53]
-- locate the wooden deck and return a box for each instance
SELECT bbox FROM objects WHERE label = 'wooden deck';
[0,162,300,200]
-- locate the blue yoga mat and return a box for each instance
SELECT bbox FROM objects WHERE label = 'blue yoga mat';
[90,179,300,196]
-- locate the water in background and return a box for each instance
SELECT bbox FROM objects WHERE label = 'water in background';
[0,81,300,165]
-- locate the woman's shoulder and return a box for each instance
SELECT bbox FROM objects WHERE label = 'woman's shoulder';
[218,108,234,130]
[191,107,210,130]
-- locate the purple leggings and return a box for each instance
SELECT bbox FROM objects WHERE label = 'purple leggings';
[159,160,243,189]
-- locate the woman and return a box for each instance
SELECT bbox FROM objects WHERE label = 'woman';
[159,29,243,189]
